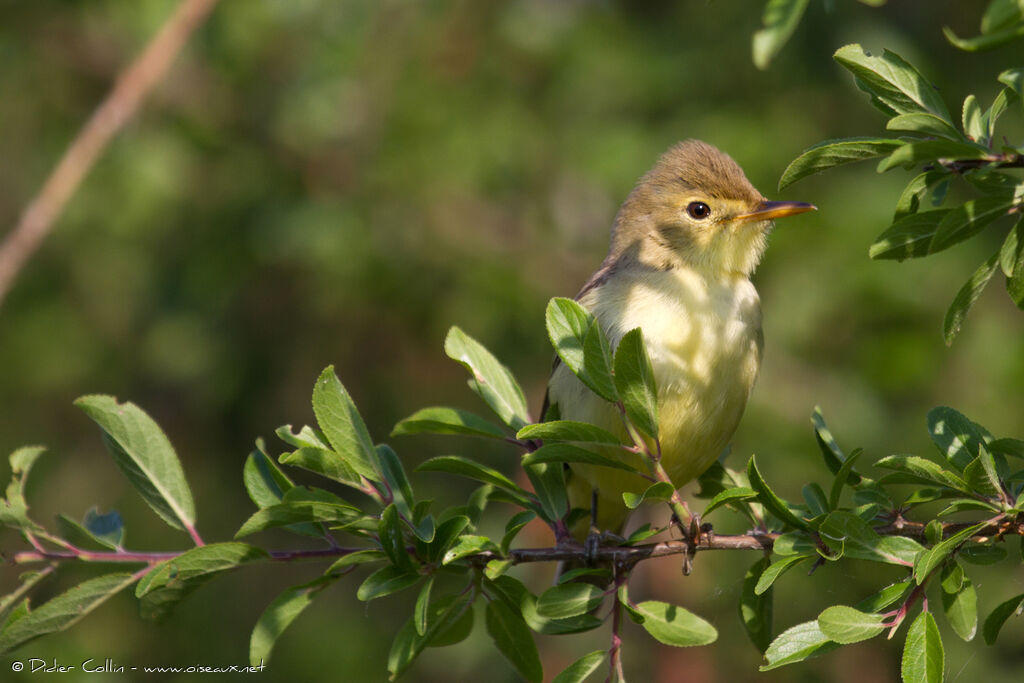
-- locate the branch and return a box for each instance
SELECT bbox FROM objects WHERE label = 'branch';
[0,0,221,307]
[933,152,1024,175]
[8,518,1020,569]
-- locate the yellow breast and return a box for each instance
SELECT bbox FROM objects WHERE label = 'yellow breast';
[548,264,763,531]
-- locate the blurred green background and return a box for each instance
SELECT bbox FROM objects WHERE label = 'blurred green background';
[2,1,1023,681]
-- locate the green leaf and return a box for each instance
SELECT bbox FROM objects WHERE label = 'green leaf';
[441,534,497,565]
[959,543,1007,564]
[311,366,381,481]
[982,88,1020,144]
[356,565,420,602]
[391,407,508,440]
[388,594,474,679]
[57,509,124,551]
[249,576,334,666]
[778,137,903,189]
[275,424,329,450]
[536,584,606,619]
[545,298,619,403]
[894,170,952,219]
[0,573,137,655]
[378,445,415,519]
[485,599,543,683]
[551,651,606,683]
[940,562,964,593]
[4,446,44,519]
[623,481,675,509]
[801,483,829,517]
[990,437,1024,459]
[962,94,986,142]
[752,0,810,70]
[522,443,639,473]
[944,251,1002,344]
[914,523,987,583]
[811,406,845,473]
[886,113,962,141]
[875,455,970,492]
[516,420,625,446]
[760,620,839,671]
[136,543,269,620]
[817,605,886,644]
[0,570,53,627]
[999,66,1024,97]
[702,487,758,517]
[234,491,362,538]
[942,576,977,641]
[379,504,413,570]
[829,448,866,509]
[902,611,944,683]
[324,549,386,573]
[426,516,470,563]
[555,568,612,585]
[417,456,528,500]
[613,328,659,439]
[278,447,361,488]
[582,317,619,403]
[75,395,196,532]
[633,600,717,647]
[501,510,536,554]
[963,447,1002,497]
[944,22,1024,52]
[244,443,297,508]
[740,557,773,652]
[833,44,950,119]
[857,581,913,613]
[1004,218,1024,308]
[444,327,530,429]
[927,406,988,470]
[870,210,950,260]
[524,462,567,522]
[877,140,989,173]
[772,531,816,556]
[982,0,1024,34]
[982,592,1024,644]
[930,197,1014,254]
[819,511,922,566]
[755,555,813,595]
[487,575,602,636]
[747,455,810,531]
[414,577,434,636]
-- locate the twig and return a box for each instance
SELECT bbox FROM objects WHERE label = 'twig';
[9,518,1020,569]
[0,0,221,307]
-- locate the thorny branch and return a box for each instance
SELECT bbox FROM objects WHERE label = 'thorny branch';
[8,518,1021,570]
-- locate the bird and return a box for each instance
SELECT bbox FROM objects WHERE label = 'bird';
[542,139,815,539]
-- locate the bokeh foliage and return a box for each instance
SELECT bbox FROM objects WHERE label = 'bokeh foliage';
[1,1,1023,681]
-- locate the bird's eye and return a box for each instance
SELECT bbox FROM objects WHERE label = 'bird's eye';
[686,201,711,220]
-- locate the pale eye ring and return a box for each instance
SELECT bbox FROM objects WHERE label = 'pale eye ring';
[686,201,711,220]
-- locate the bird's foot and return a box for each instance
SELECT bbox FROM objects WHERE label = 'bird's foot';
[670,505,713,576]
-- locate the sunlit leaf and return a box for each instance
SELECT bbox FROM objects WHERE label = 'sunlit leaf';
[75,396,196,532]
[902,612,944,683]
[752,0,810,70]
[778,138,903,189]
[445,327,531,430]
[833,44,951,119]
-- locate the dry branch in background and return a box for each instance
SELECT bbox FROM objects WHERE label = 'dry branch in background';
[0,0,221,307]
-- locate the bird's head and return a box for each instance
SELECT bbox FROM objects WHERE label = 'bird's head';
[610,140,815,277]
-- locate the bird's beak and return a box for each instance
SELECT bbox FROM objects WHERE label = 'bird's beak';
[733,200,816,224]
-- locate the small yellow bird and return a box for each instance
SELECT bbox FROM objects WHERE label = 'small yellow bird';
[543,140,815,536]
